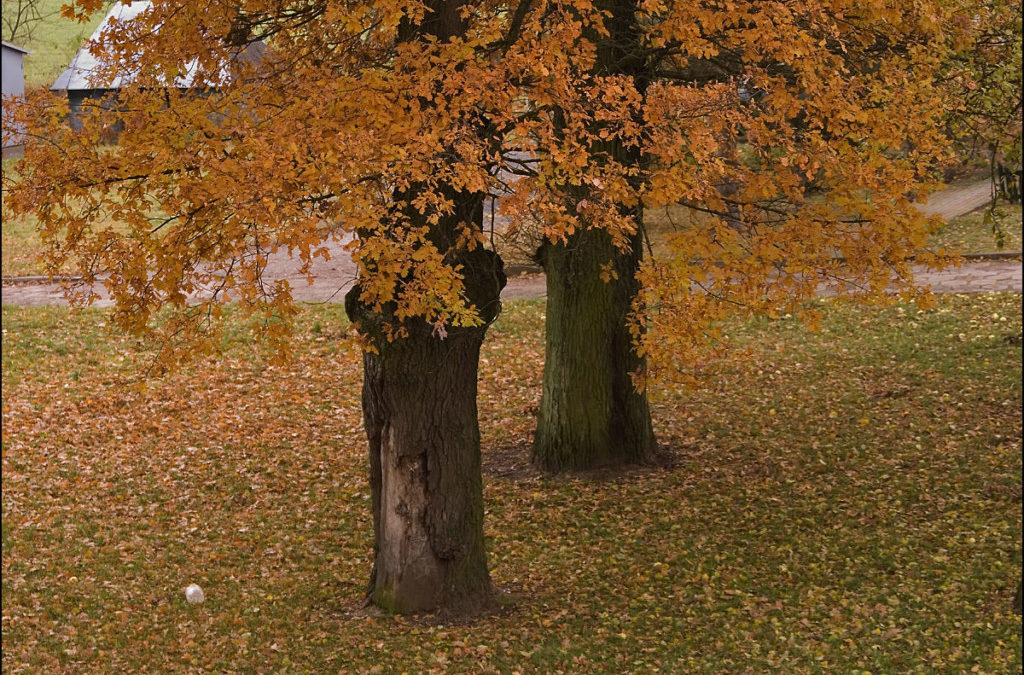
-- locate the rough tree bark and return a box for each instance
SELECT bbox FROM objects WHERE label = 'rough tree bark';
[346,191,505,615]
[533,0,656,471]
[533,218,655,471]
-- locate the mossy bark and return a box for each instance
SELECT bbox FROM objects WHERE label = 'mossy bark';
[533,0,655,472]
[533,226,655,472]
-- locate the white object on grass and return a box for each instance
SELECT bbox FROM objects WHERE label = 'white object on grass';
[185,584,205,604]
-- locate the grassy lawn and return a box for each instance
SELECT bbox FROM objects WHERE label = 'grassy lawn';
[0,209,63,277]
[1,158,134,278]
[930,203,1024,256]
[2,295,1021,672]
[0,201,116,277]
[2,0,109,89]
[644,201,1024,261]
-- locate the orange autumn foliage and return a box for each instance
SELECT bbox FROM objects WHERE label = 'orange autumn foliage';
[493,0,972,384]
[2,0,982,375]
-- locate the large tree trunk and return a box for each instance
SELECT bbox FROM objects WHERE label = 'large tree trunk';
[346,193,505,615]
[532,0,656,472]
[354,316,495,614]
[533,225,656,471]
[341,0,507,615]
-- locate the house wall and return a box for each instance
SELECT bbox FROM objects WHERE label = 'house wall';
[2,46,25,97]
[2,44,27,149]
[67,90,126,141]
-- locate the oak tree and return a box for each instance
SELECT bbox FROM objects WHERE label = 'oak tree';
[502,0,967,473]
[3,0,559,615]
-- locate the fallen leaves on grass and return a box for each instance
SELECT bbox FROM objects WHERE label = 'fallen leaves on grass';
[929,203,1023,255]
[2,295,1021,673]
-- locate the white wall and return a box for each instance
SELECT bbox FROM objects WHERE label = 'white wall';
[3,43,28,148]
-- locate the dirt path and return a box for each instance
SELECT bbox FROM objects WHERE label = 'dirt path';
[917,178,994,218]
[2,180,1019,307]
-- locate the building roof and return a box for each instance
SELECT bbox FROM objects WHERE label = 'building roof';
[2,41,32,54]
[51,1,263,92]
[52,1,154,91]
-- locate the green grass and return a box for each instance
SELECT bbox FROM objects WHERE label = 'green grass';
[2,157,139,278]
[0,209,56,276]
[3,295,1021,672]
[2,0,109,89]
[0,200,125,277]
[929,203,1024,256]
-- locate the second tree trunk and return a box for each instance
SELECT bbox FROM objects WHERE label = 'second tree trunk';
[533,227,655,471]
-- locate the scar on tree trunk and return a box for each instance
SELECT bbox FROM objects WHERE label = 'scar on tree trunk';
[346,244,505,616]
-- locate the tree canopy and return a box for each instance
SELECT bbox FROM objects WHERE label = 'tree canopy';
[3,0,981,364]
[506,0,965,384]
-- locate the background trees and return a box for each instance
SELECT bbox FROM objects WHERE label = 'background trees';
[943,0,1022,176]
[2,0,49,44]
